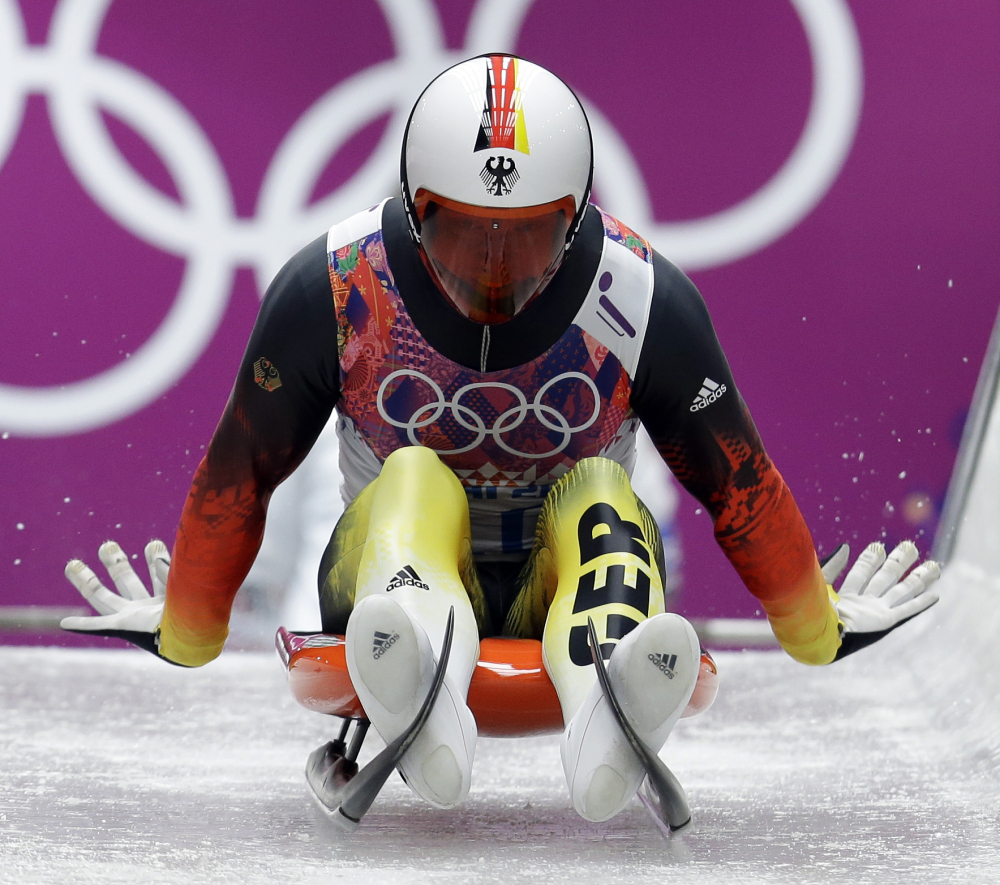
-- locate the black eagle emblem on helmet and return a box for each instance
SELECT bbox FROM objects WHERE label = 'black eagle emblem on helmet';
[480,156,519,196]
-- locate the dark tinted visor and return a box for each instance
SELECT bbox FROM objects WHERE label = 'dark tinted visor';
[414,189,576,324]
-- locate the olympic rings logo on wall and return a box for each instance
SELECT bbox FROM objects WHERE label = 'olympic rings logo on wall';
[376,369,601,459]
[0,0,861,437]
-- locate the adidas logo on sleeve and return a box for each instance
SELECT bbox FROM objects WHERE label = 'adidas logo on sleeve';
[385,565,430,593]
[689,377,727,412]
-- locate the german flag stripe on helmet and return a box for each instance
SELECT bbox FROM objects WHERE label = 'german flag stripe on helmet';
[475,56,530,155]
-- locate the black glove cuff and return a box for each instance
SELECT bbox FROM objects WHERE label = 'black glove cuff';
[833,627,893,660]
[833,608,926,661]
[61,627,193,667]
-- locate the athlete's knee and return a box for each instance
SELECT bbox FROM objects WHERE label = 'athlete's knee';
[380,445,462,492]
[562,456,632,494]
[536,457,626,533]
[539,457,642,555]
[538,456,666,669]
[366,445,471,558]
[382,443,442,473]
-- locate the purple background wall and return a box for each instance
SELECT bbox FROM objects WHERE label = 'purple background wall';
[2,1,998,641]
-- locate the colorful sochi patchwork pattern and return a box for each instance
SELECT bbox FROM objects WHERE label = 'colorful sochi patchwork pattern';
[597,208,652,263]
[328,230,634,492]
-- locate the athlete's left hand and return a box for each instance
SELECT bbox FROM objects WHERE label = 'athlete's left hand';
[821,540,941,660]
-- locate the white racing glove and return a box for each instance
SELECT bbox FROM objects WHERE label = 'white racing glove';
[821,540,941,660]
[60,540,181,663]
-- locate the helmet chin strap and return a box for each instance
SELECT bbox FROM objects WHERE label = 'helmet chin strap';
[479,325,490,373]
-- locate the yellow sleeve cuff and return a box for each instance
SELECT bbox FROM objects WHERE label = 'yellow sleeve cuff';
[770,585,843,666]
[158,609,227,667]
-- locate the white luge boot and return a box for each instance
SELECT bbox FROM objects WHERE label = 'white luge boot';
[560,613,701,822]
[346,594,477,809]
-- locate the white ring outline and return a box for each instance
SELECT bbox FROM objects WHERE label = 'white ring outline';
[591,0,863,271]
[0,0,861,436]
[376,368,600,459]
[0,0,236,435]
[0,0,25,174]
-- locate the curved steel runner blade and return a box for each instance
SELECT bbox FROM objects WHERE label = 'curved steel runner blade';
[332,606,456,829]
[587,617,692,832]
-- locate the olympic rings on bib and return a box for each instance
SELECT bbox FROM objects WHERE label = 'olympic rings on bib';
[376,369,601,459]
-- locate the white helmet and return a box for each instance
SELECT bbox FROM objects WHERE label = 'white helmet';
[401,54,593,324]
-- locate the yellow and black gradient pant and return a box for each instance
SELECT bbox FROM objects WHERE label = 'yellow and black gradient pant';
[318,448,667,718]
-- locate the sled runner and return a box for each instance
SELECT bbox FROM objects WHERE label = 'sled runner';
[304,608,456,832]
[585,618,692,833]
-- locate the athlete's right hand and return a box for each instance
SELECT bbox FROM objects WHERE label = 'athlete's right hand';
[60,540,183,664]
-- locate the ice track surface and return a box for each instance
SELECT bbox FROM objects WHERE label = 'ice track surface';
[0,617,997,885]
[4,332,1000,885]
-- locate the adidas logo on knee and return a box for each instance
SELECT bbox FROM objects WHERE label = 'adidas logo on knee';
[372,630,400,659]
[385,565,430,592]
[648,652,678,678]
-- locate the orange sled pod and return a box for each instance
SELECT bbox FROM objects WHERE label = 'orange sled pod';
[277,630,719,738]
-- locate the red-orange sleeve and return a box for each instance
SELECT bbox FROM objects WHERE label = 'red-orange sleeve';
[702,422,840,664]
[159,235,339,665]
[159,447,268,666]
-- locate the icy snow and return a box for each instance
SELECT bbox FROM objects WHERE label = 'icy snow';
[0,625,997,885]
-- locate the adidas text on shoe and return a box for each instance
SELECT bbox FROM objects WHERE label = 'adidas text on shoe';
[689,377,727,412]
[648,652,679,678]
[561,614,701,822]
[372,630,400,659]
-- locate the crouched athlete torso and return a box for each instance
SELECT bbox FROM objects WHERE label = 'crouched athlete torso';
[160,195,838,670]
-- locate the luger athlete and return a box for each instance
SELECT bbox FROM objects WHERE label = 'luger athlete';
[63,54,940,823]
